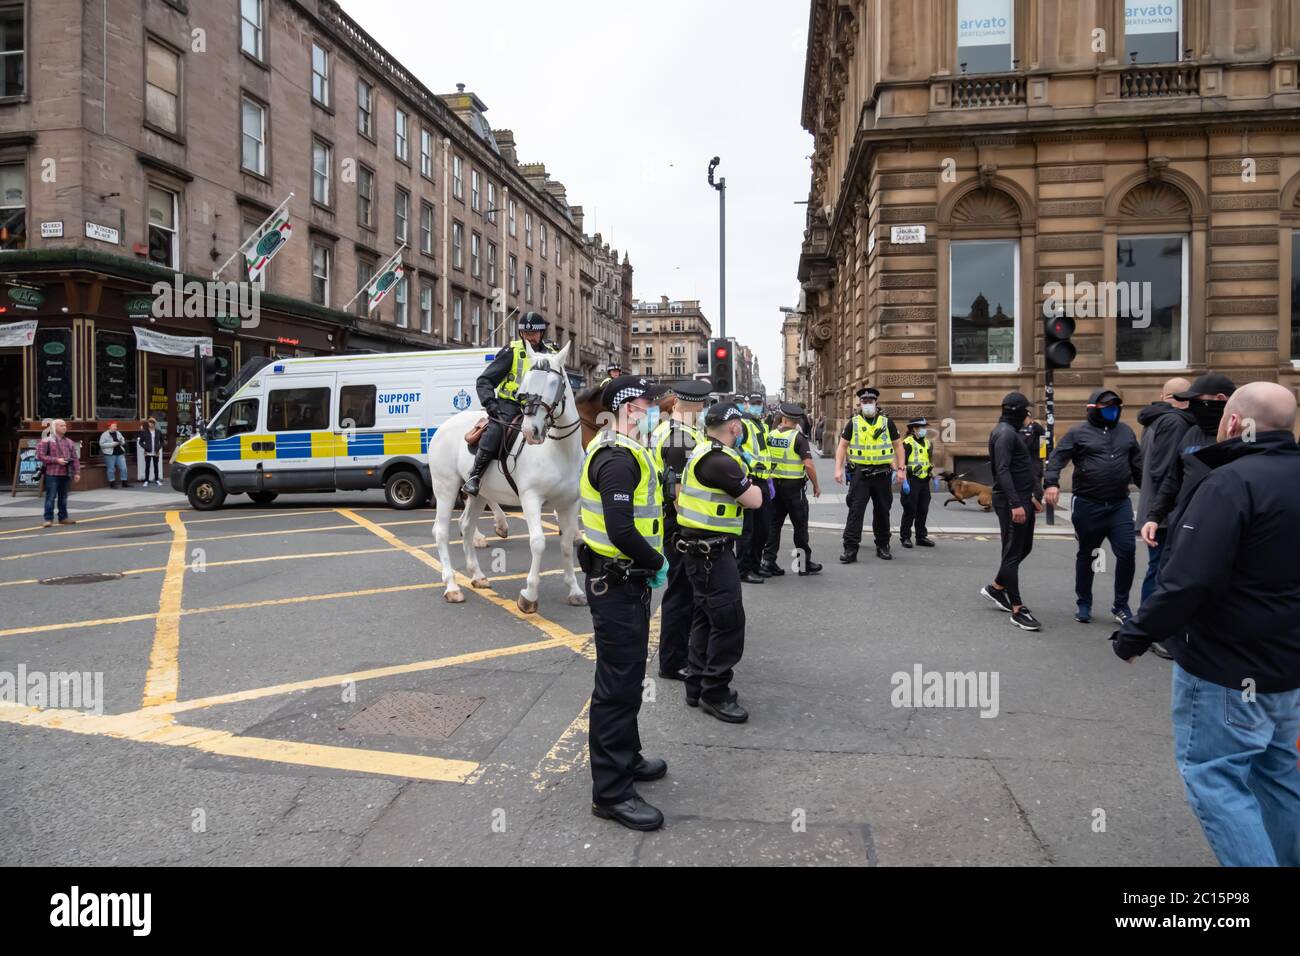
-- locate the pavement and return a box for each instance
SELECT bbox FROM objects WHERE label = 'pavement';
[0,458,1214,866]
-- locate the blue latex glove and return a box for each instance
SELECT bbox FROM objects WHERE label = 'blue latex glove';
[901,479,911,496]
[649,561,668,589]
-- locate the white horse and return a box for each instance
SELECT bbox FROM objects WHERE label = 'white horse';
[428,341,586,612]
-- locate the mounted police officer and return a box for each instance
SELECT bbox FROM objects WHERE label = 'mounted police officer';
[677,402,764,723]
[761,401,823,576]
[899,417,936,549]
[650,379,709,681]
[737,391,773,584]
[598,361,623,389]
[578,375,672,831]
[836,387,905,562]
[462,312,557,496]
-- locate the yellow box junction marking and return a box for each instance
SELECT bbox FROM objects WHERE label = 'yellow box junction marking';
[141,511,188,709]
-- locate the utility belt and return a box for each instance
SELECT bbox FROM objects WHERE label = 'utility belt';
[674,535,734,556]
[850,464,892,477]
[578,542,654,592]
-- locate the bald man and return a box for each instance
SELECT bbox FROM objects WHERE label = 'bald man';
[1134,377,1195,657]
[1112,382,1300,867]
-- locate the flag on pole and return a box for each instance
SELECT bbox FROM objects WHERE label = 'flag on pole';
[366,260,405,313]
[245,212,293,283]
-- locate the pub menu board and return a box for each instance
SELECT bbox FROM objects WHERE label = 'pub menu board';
[94,329,137,421]
[35,327,74,420]
[13,440,41,495]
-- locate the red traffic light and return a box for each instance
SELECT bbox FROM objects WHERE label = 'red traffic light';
[714,346,730,359]
[1046,316,1075,340]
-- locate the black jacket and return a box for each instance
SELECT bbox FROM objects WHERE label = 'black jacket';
[1114,431,1300,693]
[475,340,557,410]
[988,419,1041,510]
[1143,420,1217,527]
[1043,389,1141,501]
[1135,401,1195,529]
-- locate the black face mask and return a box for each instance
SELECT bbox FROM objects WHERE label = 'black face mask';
[1002,407,1029,429]
[1190,399,1227,434]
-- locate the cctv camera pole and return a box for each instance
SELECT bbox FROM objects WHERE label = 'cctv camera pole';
[708,157,726,339]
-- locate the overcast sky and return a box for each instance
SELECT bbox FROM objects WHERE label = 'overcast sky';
[337,0,813,391]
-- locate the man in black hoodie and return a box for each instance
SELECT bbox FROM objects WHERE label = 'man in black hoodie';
[981,392,1044,632]
[1135,377,1194,608]
[1044,389,1142,625]
[1112,382,1300,867]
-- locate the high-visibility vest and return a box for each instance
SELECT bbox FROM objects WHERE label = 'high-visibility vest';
[767,427,807,480]
[677,443,748,536]
[650,417,704,478]
[579,432,663,559]
[848,413,894,467]
[903,434,932,479]
[740,418,772,477]
[494,340,556,402]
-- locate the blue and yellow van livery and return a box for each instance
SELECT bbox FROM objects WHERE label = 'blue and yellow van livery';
[170,349,496,511]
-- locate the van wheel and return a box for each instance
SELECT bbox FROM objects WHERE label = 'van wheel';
[384,470,424,510]
[248,491,278,506]
[187,474,226,511]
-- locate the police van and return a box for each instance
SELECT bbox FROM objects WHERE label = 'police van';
[170,348,496,511]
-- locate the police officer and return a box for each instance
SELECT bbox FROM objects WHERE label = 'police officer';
[463,312,557,496]
[677,402,764,723]
[649,379,709,681]
[737,391,773,584]
[899,417,936,549]
[761,402,823,576]
[836,387,905,562]
[578,375,672,831]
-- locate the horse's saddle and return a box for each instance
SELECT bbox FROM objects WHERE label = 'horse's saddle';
[465,417,490,449]
[465,413,524,464]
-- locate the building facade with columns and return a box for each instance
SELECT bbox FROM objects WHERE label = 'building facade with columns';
[629,297,711,381]
[798,0,1300,475]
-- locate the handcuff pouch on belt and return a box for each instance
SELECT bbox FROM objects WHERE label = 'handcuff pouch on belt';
[587,554,653,596]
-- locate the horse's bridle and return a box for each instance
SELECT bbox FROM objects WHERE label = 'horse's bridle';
[518,364,582,441]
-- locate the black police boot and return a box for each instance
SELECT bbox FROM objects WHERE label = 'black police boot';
[839,548,858,564]
[916,537,936,548]
[699,695,749,724]
[876,544,892,560]
[657,666,689,681]
[631,755,668,781]
[760,560,784,577]
[592,795,664,831]
[901,538,914,549]
[461,448,494,497]
[799,559,823,576]
[740,571,766,584]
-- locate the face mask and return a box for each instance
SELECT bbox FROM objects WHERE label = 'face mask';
[1191,399,1227,433]
[639,407,659,436]
[862,403,877,417]
[1003,407,1029,428]
[1098,405,1120,425]
[912,429,926,439]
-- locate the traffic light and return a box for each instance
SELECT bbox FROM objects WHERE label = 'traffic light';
[1044,313,1076,369]
[708,338,734,393]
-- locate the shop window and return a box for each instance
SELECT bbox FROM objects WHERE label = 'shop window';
[1116,235,1187,367]
[94,329,137,420]
[957,0,1013,73]
[210,397,258,440]
[339,385,376,429]
[268,387,329,431]
[35,327,72,419]
[1126,0,1182,64]
[950,239,1018,370]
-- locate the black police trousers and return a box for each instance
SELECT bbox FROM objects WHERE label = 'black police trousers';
[658,521,693,674]
[586,566,652,806]
[843,466,893,551]
[762,478,812,568]
[900,474,931,541]
[476,398,522,457]
[737,486,770,574]
[684,543,746,705]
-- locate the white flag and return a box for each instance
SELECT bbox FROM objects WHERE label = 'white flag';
[366,261,405,313]
[245,213,293,283]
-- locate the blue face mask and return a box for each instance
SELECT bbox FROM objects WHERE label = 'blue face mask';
[640,406,660,436]
[1099,405,1120,424]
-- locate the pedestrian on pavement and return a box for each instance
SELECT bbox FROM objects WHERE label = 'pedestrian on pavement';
[836,387,905,563]
[761,401,823,576]
[1111,382,1300,867]
[649,379,710,682]
[1043,389,1143,626]
[36,419,80,527]
[1134,377,1194,660]
[899,417,935,549]
[462,312,558,497]
[139,417,164,487]
[678,402,764,723]
[578,375,672,832]
[99,421,131,488]
[737,391,774,584]
[982,392,1044,632]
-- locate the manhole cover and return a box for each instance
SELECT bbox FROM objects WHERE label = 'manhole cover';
[341,692,485,740]
[111,530,165,539]
[39,572,125,586]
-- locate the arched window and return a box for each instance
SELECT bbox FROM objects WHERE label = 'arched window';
[945,187,1025,372]
[1114,181,1192,369]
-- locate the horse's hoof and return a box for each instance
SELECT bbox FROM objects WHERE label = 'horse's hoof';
[517,595,539,614]
[444,590,466,604]
[471,577,491,590]
[567,593,587,607]
[472,531,487,549]
[495,524,509,539]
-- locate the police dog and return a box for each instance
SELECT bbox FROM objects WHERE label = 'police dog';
[937,470,994,511]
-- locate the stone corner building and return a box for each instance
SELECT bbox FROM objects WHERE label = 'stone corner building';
[797,0,1300,474]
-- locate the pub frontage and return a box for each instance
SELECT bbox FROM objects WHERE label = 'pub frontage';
[0,249,426,490]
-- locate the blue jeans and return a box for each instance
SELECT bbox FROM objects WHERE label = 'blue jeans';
[43,474,70,522]
[1172,663,1300,867]
[1140,526,1167,606]
[1071,495,1135,612]
[105,453,128,483]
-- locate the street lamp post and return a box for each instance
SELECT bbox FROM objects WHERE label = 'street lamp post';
[708,157,725,340]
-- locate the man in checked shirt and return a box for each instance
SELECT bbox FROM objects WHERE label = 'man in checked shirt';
[36,419,81,527]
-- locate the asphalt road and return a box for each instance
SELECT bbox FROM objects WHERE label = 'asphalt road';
[0,465,1213,866]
